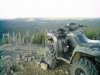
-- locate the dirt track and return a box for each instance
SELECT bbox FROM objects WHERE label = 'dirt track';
[0,44,69,75]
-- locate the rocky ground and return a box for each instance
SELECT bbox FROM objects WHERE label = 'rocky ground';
[0,44,69,75]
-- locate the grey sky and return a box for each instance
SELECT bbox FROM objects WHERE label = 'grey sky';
[0,0,100,19]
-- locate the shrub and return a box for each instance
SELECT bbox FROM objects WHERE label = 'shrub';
[85,27,100,40]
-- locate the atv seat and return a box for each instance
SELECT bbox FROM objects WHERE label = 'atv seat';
[56,28,66,39]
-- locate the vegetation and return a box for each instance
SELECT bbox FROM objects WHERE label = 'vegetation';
[85,27,100,40]
[1,26,100,46]
[1,31,46,46]
[31,32,46,45]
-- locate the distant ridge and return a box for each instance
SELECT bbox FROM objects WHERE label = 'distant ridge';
[0,18,100,33]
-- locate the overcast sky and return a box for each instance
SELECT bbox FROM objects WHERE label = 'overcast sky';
[0,0,100,19]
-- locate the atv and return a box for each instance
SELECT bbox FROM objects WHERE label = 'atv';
[45,23,100,75]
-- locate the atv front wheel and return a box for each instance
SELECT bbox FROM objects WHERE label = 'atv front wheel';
[45,44,56,68]
[70,59,98,75]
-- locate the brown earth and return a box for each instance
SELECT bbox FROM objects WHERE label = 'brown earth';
[1,44,69,75]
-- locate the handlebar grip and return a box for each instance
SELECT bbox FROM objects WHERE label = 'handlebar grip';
[78,24,87,27]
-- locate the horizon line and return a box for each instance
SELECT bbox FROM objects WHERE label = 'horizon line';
[0,17,100,20]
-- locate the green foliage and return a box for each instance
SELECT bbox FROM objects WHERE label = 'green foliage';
[23,31,31,44]
[85,27,100,40]
[2,36,9,44]
[31,32,46,46]
[1,31,46,46]
[1,26,100,46]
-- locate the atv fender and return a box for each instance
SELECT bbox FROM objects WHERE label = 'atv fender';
[70,46,100,64]
[47,33,57,42]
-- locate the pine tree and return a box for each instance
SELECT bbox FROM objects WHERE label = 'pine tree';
[18,32,21,44]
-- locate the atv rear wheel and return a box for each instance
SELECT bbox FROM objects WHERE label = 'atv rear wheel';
[45,44,57,68]
[70,59,98,75]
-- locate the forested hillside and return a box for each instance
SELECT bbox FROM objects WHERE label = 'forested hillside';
[0,18,100,45]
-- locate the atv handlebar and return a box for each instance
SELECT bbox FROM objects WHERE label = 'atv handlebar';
[78,24,87,27]
[64,23,87,31]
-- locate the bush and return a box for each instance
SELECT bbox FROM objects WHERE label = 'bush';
[85,27,100,40]
[31,32,46,46]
